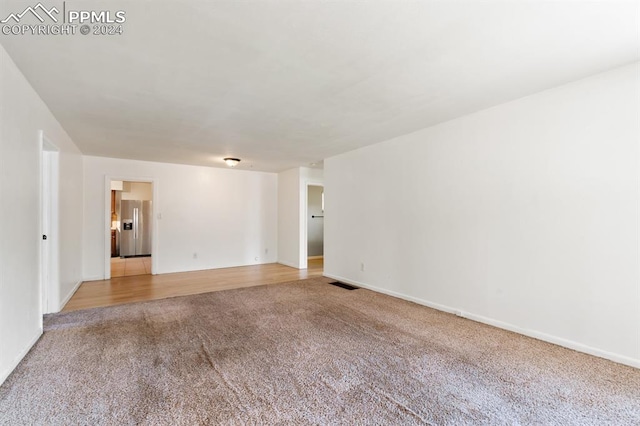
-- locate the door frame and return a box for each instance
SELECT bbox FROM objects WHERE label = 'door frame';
[40,132,59,315]
[300,181,324,270]
[103,176,158,279]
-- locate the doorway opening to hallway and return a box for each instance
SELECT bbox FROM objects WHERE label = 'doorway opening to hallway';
[307,184,324,269]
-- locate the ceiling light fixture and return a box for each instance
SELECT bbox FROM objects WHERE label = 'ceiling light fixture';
[223,157,241,167]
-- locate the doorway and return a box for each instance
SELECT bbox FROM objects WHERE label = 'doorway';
[306,184,324,271]
[40,134,59,315]
[109,180,153,278]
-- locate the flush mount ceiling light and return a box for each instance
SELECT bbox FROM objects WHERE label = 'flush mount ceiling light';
[223,157,241,167]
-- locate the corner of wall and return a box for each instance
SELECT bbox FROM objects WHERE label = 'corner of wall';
[0,328,42,387]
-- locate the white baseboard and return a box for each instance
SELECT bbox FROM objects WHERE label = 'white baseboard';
[82,275,104,282]
[278,260,300,269]
[0,328,42,387]
[160,260,279,275]
[58,280,82,312]
[323,273,640,369]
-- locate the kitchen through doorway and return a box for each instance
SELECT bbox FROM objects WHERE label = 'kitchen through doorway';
[110,180,153,277]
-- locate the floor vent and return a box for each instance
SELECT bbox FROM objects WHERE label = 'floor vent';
[328,281,359,290]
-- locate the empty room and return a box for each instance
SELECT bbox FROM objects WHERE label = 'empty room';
[1,0,639,424]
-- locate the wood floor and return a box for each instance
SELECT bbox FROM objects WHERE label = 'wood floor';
[63,259,324,312]
[110,256,152,277]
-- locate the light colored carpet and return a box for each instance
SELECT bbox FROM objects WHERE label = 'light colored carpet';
[1,277,638,425]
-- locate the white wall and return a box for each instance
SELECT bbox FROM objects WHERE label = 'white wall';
[277,168,301,268]
[0,45,84,385]
[325,63,640,368]
[277,167,323,268]
[83,156,278,279]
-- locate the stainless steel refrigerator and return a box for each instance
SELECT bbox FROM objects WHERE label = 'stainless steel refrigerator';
[120,200,152,257]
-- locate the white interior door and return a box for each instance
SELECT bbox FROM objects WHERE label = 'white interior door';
[41,134,59,315]
[41,152,51,314]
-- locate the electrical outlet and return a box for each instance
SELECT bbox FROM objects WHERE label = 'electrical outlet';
[265,248,269,255]
[360,262,365,272]
[193,253,198,259]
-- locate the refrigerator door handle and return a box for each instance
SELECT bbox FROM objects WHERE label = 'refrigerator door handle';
[134,208,138,239]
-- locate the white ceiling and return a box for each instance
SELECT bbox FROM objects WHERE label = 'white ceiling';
[1,1,638,172]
